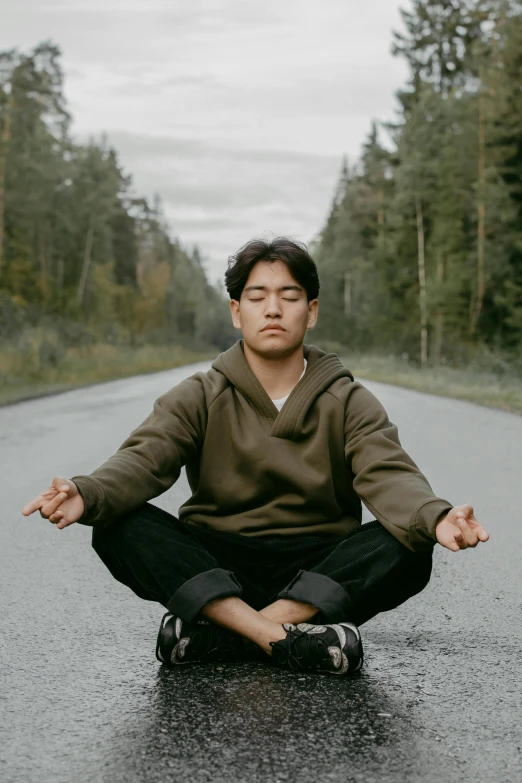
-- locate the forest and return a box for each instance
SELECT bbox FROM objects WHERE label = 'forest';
[312,0,522,374]
[1,0,521,402]
[0,41,235,400]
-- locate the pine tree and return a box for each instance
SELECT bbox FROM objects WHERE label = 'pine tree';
[0,41,236,363]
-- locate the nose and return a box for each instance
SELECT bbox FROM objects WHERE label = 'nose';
[264,293,282,318]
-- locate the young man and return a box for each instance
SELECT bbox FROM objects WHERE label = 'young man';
[22,237,489,676]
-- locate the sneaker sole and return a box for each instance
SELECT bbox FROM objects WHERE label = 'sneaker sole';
[155,612,177,664]
[339,622,364,673]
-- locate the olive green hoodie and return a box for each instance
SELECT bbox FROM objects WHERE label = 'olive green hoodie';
[71,339,453,552]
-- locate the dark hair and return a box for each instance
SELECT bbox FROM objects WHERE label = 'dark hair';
[224,236,320,302]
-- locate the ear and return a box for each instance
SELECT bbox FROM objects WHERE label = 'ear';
[230,299,241,329]
[307,299,319,330]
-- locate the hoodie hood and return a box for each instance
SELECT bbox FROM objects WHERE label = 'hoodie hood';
[212,339,354,440]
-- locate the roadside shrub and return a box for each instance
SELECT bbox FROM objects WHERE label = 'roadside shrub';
[0,292,26,339]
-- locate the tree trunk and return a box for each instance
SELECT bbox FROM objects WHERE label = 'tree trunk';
[77,220,94,306]
[0,95,13,282]
[433,252,445,366]
[415,195,428,367]
[377,187,384,246]
[343,269,352,316]
[39,224,48,301]
[471,85,486,335]
[57,257,64,291]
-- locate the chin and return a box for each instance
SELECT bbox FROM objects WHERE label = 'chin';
[248,333,303,358]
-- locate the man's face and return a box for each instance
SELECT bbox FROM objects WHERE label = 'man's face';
[230,260,318,357]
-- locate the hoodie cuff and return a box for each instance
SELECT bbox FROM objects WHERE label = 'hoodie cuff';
[410,498,454,549]
[70,475,105,526]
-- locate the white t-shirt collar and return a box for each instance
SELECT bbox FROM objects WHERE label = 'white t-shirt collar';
[271,358,308,411]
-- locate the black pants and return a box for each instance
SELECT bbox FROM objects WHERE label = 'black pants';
[92,502,433,626]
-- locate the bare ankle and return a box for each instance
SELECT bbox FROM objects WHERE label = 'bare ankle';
[201,596,288,655]
[259,599,317,626]
[256,619,287,655]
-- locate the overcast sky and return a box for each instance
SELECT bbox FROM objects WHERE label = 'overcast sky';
[1,0,408,284]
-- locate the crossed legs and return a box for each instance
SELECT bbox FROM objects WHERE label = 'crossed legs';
[91,502,433,655]
[201,596,317,654]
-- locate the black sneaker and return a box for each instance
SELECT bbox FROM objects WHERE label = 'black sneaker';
[269,621,363,675]
[156,612,244,665]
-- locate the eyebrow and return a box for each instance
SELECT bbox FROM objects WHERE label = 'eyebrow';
[243,285,303,293]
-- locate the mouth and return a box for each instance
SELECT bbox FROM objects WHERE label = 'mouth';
[262,325,285,332]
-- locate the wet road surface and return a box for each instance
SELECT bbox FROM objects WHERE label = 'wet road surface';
[1,361,521,782]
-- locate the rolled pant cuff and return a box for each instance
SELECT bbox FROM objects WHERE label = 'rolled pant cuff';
[167,568,243,624]
[277,569,353,624]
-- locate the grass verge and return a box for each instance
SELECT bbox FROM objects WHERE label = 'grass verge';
[0,343,215,407]
[341,352,522,416]
[2,341,521,416]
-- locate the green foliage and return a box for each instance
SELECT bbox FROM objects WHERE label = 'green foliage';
[0,40,234,381]
[314,0,522,368]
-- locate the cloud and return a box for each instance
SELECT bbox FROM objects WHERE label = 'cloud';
[93,130,341,282]
[0,0,409,283]
[104,73,216,99]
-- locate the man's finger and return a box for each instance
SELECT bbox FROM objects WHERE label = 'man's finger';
[467,518,490,541]
[22,496,45,516]
[56,515,75,529]
[467,520,489,540]
[453,528,468,549]
[456,504,474,517]
[457,518,478,547]
[40,492,68,519]
[457,511,490,544]
[446,535,460,552]
[22,485,66,516]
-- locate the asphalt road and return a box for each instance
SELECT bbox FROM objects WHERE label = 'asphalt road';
[1,361,521,783]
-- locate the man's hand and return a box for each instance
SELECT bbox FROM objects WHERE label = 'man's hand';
[435,504,489,551]
[22,476,85,529]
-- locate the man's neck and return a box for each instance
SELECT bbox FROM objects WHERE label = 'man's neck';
[243,342,306,400]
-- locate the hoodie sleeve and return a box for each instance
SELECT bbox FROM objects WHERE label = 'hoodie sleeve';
[343,381,453,552]
[70,374,207,528]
